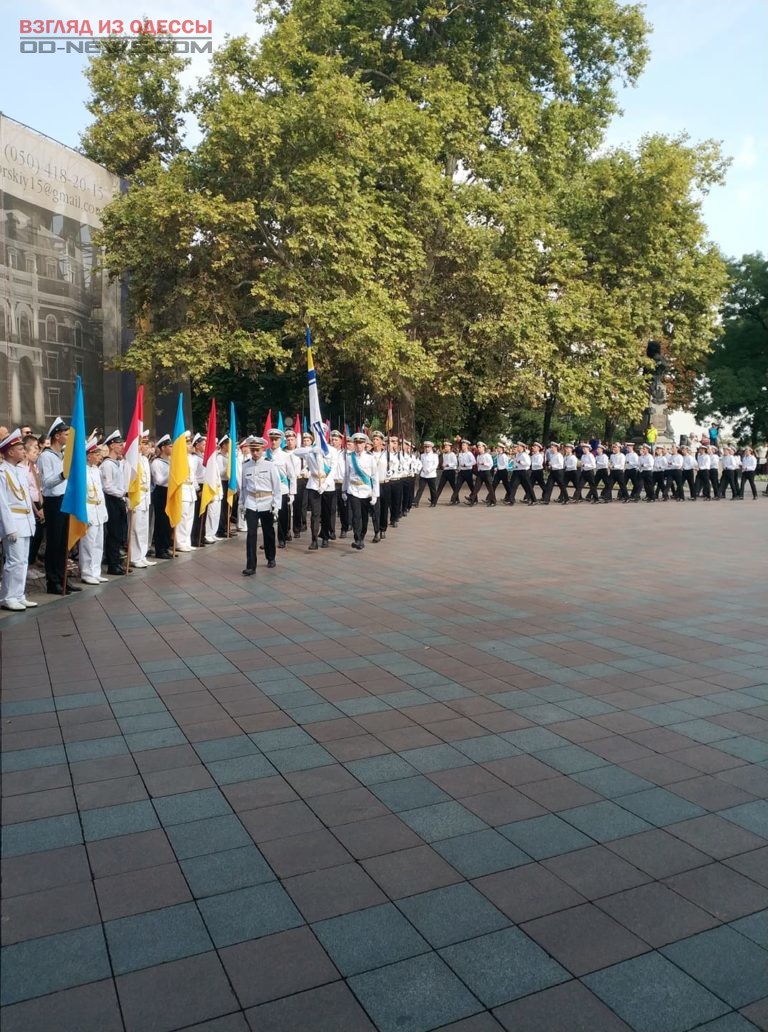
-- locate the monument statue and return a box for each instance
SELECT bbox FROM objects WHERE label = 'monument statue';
[642,340,674,443]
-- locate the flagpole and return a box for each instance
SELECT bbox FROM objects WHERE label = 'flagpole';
[126,509,134,574]
[62,515,71,593]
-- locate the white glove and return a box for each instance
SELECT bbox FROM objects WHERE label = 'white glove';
[289,495,295,505]
[342,493,348,503]
[271,505,279,518]
[5,533,18,544]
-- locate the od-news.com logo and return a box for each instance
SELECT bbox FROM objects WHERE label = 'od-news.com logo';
[18,17,213,53]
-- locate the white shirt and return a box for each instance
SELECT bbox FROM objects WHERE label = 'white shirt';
[580,452,596,471]
[0,463,35,537]
[294,445,335,493]
[609,452,626,471]
[668,453,683,470]
[420,452,439,478]
[595,453,610,469]
[151,457,170,486]
[270,448,295,496]
[86,464,108,526]
[516,451,531,470]
[371,448,389,485]
[625,450,639,469]
[132,455,151,512]
[476,453,493,471]
[441,451,458,470]
[548,452,564,470]
[458,451,475,470]
[530,452,544,470]
[343,449,379,502]
[564,454,578,471]
[697,452,710,471]
[638,453,654,471]
[38,447,66,497]
[241,456,282,512]
[682,454,697,471]
[653,455,668,471]
[101,457,127,499]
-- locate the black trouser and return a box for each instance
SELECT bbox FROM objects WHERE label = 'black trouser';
[719,469,738,498]
[608,469,628,500]
[626,468,640,497]
[349,494,377,542]
[708,469,720,497]
[594,468,610,497]
[492,469,509,500]
[667,469,683,499]
[402,476,414,513]
[153,487,173,552]
[294,478,308,532]
[192,493,206,547]
[579,469,599,502]
[694,471,710,498]
[378,482,390,532]
[653,471,669,499]
[544,469,568,502]
[682,469,696,498]
[640,470,654,499]
[104,495,127,568]
[333,483,350,532]
[245,508,276,568]
[217,480,229,535]
[415,477,438,506]
[42,495,67,589]
[435,469,456,501]
[508,469,535,503]
[276,493,290,544]
[389,480,403,523]
[451,469,474,502]
[740,471,757,499]
[530,469,546,498]
[29,509,45,563]
[470,469,496,504]
[564,470,580,499]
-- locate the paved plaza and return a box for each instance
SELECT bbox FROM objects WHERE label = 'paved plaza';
[2,499,768,1032]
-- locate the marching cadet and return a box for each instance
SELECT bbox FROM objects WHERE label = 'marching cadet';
[543,443,568,504]
[151,434,174,557]
[288,430,308,538]
[492,445,510,502]
[653,446,670,500]
[343,432,380,549]
[563,444,580,500]
[236,439,249,532]
[241,436,282,573]
[190,433,207,547]
[400,440,413,515]
[624,442,640,498]
[719,446,739,499]
[637,443,655,500]
[593,445,611,498]
[707,446,721,499]
[578,446,599,503]
[267,428,294,548]
[80,437,109,584]
[387,436,404,525]
[435,441,458,503]
[215,437,231,538]
[694,446,711,499]
[667,445,684,500]
[414,440,439,507]
[38,417,79,594]
[325,430,347,538]
[175,432,198,551]
[607,443,629,502]
[740,447,758,499]
[530,443,546,501]
[370,431,389,537]
[451,439,476,503]
[101,429,128,575]
[293,430,336,549]
[508,443,535,504]
[681,446,698,499]
[468,442,496,505]
[0,429,38,610]
[130,432,155,566]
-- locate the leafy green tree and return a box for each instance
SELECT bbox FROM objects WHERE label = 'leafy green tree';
[696,254,768,444]
[80,36,189,179]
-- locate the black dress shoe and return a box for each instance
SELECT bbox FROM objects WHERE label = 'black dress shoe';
[267,560,277,568]
[321,539,329,548]
[340,530,347,539]
[156,551,173,559]
[242,568,255,576]
[278,542,286,549]
[308,541,319,551]
[107,567,125,576]
[66,584,82,593]
[329,532,336,540]
[372,533,381,543]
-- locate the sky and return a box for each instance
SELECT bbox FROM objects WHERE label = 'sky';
[1,0,766,259]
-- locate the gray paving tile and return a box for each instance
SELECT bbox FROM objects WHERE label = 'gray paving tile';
[572,765,656,798]
[617,787,706,826]
[81,801,160,842]
[499,814,594,860]
[730,911,768,950]
[584,951,731,1032]
[1,813,83,857]
[719,801,768,839]
[345,755,419,785]
[198,882,304,946]
[1,925,111,1005]
[558,801,653,842]
[194,737,259,762]
[440,927,569,1007]
[661,926,768,1008]
[399,745,474,773]
[267,743,335,773]
[348,952,482,1032]
[166,815,252,859]
[249,727,314,752]
[313,902,430,975]
[152,788,232,826]
[397,883,510,947]
[105,902,213,974]
[399,801,488,842]
[452,736,521,762]
[370,776,452,812]
[433,829,531,878]
[493,980,633,1032]
[181,844,275,897]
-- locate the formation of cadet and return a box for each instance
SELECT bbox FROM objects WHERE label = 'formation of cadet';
[0,420,765,610]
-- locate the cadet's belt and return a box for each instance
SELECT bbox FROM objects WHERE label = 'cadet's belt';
[253,491,273,497]
[335,480,343,485]
[10,506,30,514]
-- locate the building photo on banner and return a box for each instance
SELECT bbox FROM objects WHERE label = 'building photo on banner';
[0,4,767,1032]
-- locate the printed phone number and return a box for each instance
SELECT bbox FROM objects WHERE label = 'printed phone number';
[3,142,108,198]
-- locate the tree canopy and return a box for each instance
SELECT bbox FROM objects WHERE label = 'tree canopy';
[84,0,730,437]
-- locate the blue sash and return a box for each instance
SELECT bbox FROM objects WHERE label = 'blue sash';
[350,452,372,488]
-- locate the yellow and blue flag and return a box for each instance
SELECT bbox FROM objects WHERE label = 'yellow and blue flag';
[165,394,189,528]
[61,376,88,549]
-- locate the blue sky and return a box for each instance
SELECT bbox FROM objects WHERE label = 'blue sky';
[1,0,766,259]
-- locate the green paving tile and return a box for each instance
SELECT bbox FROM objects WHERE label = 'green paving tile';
[206,753,277,785]
[558,801,653,842]
[439,927,569,1007]
[312,902,430,976]
[124,728,188,752]
[345,755,418,785]
[194,737,259,762]
[715,738,768,763]
[348,952,482,1032]
[452,736,521,763]
[399,801,488,843]
[533,745,609,775]
[499,814,594,860]
[0,925,111,1006]
[661,926,768,1008]
[81,801,160,842]
[398,746,474,774]
[617,788,706,827]
[267,744,335,773]
[573,766,656,799]
[433,829,531,877]
[501,729,571,753]
[370,777,452,812]
[166,815,252,859]
[2,813,83,857]
[197,882,303,946]
[584,952,731,1032]
[152,788,231,826]
[396,883,510,947]
[1,745,67,772]
[181,845,275,897]
[718,801,768,838]
[65,738,128,763]
[105,903,213,974]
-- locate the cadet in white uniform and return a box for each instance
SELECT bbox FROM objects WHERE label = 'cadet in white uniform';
[451,440,476,503]
[175,432,198,551]
[38,417,78,594]
[80,437,109,584]
[294,431,336,549]
[530,444,546,501]
[129,432,155,566]
[151,435,174,557]
[343,432,380,549]
[435,441,458,503]
[241,436,282,573]
[695,447,711,499]
[215,437,231,538]
[468,442,496,505]
[101,429,128,574]
[267,428,294,548]
[370,431,388,539]
[607,444,629,502]
[0,429,38,610]
[414,441,439,507]
[740,447,758,499]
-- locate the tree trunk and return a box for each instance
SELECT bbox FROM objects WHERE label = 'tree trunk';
[604,416,616,445]
[542,395,557,443]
